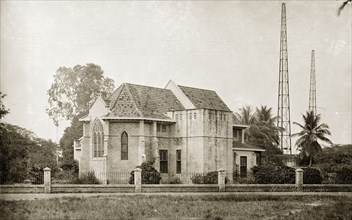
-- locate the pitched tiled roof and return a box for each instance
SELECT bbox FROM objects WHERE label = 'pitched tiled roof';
[178,85,231,111]
[233,141,265,151]
[108,83,185,119]
[106,84,124,108]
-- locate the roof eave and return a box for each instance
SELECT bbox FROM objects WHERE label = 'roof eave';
[233,124,249,128]
[79,114,90,122]
[233,147,266,152]
[101,116,176,123]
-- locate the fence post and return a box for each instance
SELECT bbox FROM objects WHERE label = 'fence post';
[134,168,142,193]
[43,167,51,194]
[295,168,303,191]
[218,168,226,192]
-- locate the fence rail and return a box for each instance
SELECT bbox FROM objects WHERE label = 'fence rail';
[0,171,44,185]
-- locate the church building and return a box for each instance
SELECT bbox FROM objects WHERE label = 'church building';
[74,80,264,184]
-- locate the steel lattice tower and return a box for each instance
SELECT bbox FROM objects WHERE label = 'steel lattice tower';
[309,50,317,115]
[277,3,292,154]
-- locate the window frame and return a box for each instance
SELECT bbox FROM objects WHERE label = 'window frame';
[176,150,181,174]
[159,150,168,173]
[92,120,104,158]
[121,131,128,160]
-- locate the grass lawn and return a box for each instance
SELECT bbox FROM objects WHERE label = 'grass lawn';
[0,194,351,219]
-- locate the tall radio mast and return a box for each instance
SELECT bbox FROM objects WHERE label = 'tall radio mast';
[277,3,292,154]
[309,50,317,115]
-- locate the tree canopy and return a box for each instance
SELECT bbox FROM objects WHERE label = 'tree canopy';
[59,113,84,171]
[0,123,58,184]
[0,92,10,119]
[47,63,115,125]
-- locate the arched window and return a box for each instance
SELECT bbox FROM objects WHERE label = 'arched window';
[121,131,128,160]
[93,120,104,158]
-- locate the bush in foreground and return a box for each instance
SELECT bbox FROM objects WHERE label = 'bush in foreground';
[72,171,100,184]
[191,171,229,184]
[129,160,161,184]
[302,167,322,184]
[335,166,352,184]
[252,165,295,184]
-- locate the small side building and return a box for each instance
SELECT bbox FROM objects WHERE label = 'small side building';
[232,124,265,178]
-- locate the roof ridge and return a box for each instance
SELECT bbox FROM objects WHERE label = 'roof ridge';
[178,85,216,92]
[126,83,171,91]
[109,84,125,110]
[124,83,144,117]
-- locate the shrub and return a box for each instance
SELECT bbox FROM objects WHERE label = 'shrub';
[252,165,275,184]
[302,167,322,184]
[203,171,218,184]
[335,166,352,184]
[191,171,229,184]
[72,171,100,184]
[252,165,295,184]
[315,144,352,183]
[60,160,79,174]
[275,166,295,184]
[237,176,256,184]
[129,160,161,184]
[191,174,204,184]
[52,169,78,184]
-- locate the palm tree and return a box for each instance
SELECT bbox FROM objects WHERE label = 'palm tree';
[234,105,257,125]
[293,111,333,167]
[234,106,257,141]
[250,106,282,147]
[234,105,284,164]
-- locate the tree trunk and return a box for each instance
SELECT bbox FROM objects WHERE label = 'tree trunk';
[309,156,312,167]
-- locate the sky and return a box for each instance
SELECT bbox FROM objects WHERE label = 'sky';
[1,1,351,147]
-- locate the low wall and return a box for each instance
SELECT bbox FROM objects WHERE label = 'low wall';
[141,184,219,193]
[1,184,352,194]
[226,184,352,192]
[0,185,44,194]
[51,185,135,193]
[302,184,352,192]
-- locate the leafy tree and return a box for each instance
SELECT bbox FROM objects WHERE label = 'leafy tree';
[293,111,333,167]
[47,63,115,125]
[47,63,115,171]
[0,123,58,184]
[0,92,9,119]
[59,113,84,172]
[315,144,352,183]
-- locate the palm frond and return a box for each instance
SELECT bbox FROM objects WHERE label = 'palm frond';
[338,0,351,16]
[317,136,333,145]
[293,122,306,130]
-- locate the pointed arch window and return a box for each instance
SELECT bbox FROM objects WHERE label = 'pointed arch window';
[121,131,128,160]
[93,120,104,158]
